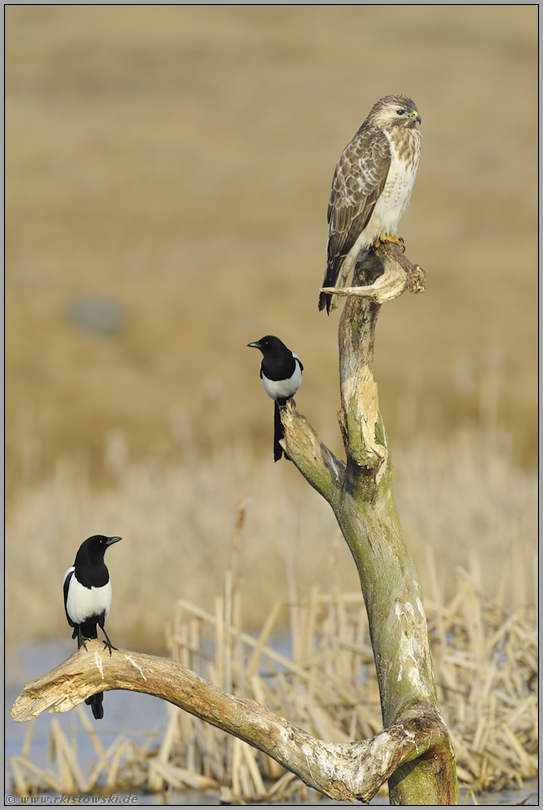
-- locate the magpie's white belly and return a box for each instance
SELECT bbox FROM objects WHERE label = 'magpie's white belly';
[262,359,302,401]
[67,574,112,624]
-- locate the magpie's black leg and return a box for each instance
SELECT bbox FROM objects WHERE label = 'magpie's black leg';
[99,622,117,655]
[77,626,88,652]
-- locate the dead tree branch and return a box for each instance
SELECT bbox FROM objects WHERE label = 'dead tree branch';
[12,640,454,804]
[281,241,459,805]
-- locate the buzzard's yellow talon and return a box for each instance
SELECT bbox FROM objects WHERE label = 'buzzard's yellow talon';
[375,235,405,252]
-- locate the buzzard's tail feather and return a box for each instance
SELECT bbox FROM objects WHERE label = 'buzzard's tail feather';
[318,290,334,314]
[319,256,350,313]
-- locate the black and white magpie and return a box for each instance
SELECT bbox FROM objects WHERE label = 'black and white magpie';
[248,335,303,462]
[63,535,121,720]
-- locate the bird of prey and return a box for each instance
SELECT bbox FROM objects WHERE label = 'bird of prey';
[63,534,121,719]
[319,94,422,313]
[248,335,303,462]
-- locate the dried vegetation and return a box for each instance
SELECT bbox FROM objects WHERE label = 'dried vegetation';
[9,539,537,802]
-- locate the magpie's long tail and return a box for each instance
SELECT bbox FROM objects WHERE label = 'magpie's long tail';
[85,692,104,720]
[273,401,288,462]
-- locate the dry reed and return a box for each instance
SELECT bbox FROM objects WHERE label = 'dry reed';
[7,429,537,800]
[9,539,537,802]
[5,426,536,651]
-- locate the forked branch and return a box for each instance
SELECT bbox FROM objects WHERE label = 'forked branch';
[280,242,460,805]
[12,640,452,804]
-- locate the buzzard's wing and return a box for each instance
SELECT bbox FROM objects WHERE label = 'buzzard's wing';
[322,128,392,294]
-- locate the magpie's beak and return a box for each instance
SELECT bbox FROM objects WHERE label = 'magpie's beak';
[106,536,122,547]
[247,342,261,350]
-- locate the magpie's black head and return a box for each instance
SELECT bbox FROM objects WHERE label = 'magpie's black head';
[248,335,288,358]
[75,535,121,566]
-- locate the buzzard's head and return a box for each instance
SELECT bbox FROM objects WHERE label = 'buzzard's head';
[370,95,421,129]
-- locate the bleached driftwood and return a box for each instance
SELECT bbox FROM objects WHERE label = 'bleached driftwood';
[12,639,454,804]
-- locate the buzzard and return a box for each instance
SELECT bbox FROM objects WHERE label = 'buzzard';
[319,94,422,313]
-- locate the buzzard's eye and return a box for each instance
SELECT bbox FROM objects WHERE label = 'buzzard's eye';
[396,109,405,116]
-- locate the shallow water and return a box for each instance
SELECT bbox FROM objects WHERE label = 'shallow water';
[126,785,539,805]
[6,641,538,806]
[3,786,539,806]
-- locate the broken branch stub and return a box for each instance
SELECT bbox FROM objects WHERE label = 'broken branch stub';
[320,241,426,304]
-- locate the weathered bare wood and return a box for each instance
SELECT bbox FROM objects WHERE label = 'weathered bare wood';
[321,241,426,303]
[281,241,459,805]
[11,639,453,804]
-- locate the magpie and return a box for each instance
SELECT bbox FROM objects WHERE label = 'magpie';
[248,335,303,462]
[63,534,121,720]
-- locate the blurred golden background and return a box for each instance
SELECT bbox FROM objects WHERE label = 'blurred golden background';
[6,6,537,649]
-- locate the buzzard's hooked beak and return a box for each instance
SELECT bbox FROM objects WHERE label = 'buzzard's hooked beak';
[413,111,422,125]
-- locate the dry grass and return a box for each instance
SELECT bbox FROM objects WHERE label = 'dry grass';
[9,544,537,801]
[5,427,538,798]
[5,423,537,651]
[5,5,538,503]
[7,430,537,799]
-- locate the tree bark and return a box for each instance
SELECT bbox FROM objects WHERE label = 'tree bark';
[281,240,459,804]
